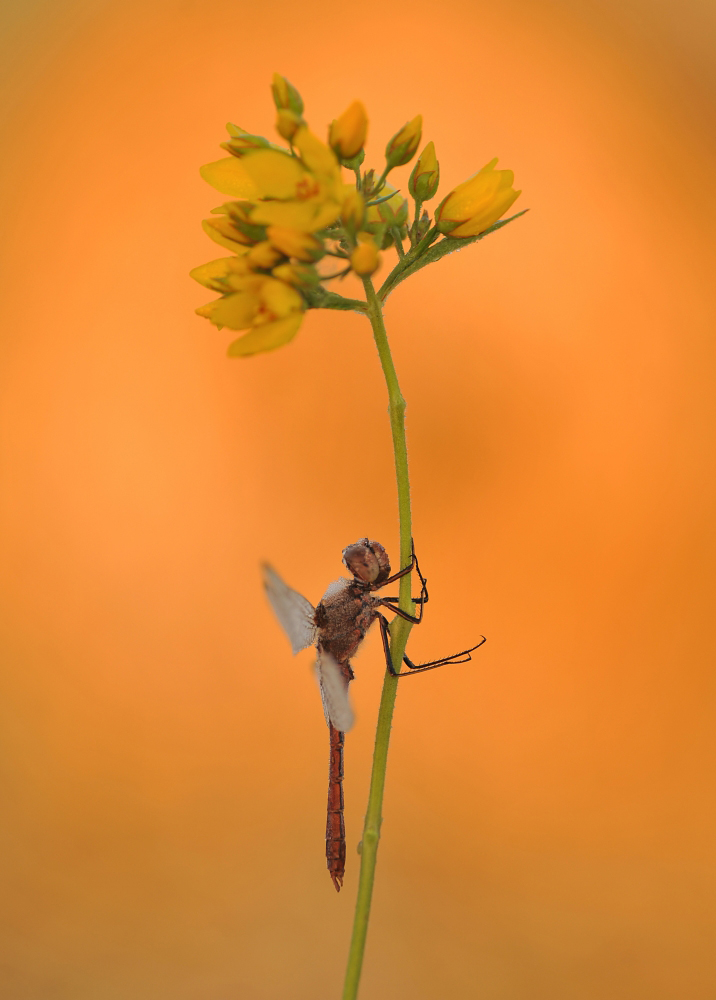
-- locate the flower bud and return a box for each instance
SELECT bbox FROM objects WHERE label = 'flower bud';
[271,73,304,116]
[221,126,272,157]
[350,234,381,276]
[408,141,439,202]
[340,189,366,234]
[378,195,408,228]
[414,208,431,241]
[329,101,368,160]
[365,184,403,225]
[224,202,268,243]
[267,226,324,262]
[247,240,284,269]
[272,262,320,288]
[361,168,376,197]
[436,158,521,238]
[275,108,304,142]
[385,115,422,169]
[202,216,253,250]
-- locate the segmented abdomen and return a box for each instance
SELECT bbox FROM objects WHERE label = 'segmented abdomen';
[326,723,346,892]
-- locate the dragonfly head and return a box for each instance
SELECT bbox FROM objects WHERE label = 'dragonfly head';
[342,538,391,588]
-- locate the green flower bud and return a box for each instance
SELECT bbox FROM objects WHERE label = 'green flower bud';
[271,73,304,116]
[378,196,409,227]
[222,126,272,157]
[408,141,440,201]
[385,115,422,170]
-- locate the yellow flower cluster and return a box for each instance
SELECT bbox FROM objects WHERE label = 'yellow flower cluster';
[192,76,380,357]
[193,75,521,357]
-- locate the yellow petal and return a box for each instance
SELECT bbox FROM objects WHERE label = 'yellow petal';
[246,241,284,269]
[227,312,303,357]
[449,187,521,237]
[195,299,221,321]
[250,197,340,232]
[201,218,249,253]
[209,291,260,330]
[259,277,303,317]
[266,226,323,261]
[200,158,260,198]
[189,256,243,291]
[239,149,305,198]
[293,127,340,178]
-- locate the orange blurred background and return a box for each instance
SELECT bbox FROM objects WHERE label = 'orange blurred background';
[1,0,714,997]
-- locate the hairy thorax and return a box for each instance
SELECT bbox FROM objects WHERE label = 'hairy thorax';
[314,578,379,665]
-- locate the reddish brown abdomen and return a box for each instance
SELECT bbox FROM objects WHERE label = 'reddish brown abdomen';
[326,723,346,891]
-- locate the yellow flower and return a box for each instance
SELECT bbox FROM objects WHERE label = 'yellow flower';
[202,119,347,235]
[329,101,368,160]
[409,141,439,202]
[385,115,422,169]
[206,128,346,235]
[436,158,521,238]
[350,234,381,276]
[196,273,305,357]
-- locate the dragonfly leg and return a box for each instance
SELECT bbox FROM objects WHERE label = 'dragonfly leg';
[377,543,429,623]
[378,611,402,676]
[376,599,423,624]
[380,547,415,587]
[377,612,485,677]
[380,596,427,605]
[400,637,486,675]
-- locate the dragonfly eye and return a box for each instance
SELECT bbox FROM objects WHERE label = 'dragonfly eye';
[342,539,391,585]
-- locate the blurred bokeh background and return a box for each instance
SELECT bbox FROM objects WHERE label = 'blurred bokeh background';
[1,0,714,997]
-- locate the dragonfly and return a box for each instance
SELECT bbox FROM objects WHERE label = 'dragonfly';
[262,537,485,892]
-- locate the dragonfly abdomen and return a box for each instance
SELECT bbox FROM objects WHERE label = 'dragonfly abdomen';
[326,723,346,891]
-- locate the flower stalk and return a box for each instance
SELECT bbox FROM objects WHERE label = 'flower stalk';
[341,278,415,1000]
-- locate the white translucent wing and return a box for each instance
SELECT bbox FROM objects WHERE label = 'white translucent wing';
[262,563,317,654]
[317,649,354,732]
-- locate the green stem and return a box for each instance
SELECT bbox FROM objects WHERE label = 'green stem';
[341,278,414,1000]
[411,199,423,247]
[378,210,529,301]
[303,287,367,313]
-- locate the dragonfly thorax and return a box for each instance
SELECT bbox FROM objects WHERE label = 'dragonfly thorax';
[314,578,380,665]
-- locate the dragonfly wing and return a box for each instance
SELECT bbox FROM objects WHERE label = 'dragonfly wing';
[262,563,317,654]
[317,649,354,733]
